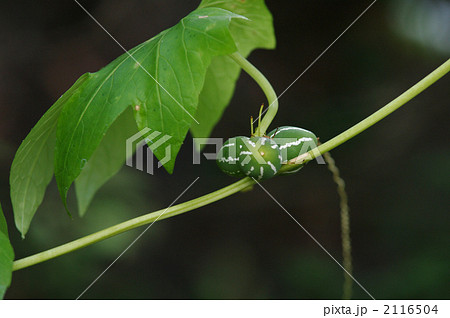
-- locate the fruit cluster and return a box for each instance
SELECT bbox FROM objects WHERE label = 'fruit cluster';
[217,126,318,180]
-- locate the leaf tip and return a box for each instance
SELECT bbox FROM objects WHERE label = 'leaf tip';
[13,217,29,240]
[57,185,73,219]
[63,202,73,219]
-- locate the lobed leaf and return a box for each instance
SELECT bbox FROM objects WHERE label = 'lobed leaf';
[11,2,275,227]
[54,7,246,210]
[192,0,276,144]
[10,74,90,237]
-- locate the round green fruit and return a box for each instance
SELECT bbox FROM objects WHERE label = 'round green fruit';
[239,136,282,180]
[216,136,248,177]
[268,126,318,162]
[268,126,318,174]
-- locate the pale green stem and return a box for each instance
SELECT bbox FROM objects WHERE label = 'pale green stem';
[280,58,450,173]
[229,52,278,136]
[13,178,255,271]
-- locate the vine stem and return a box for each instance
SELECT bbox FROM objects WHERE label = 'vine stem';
[13,178,255,271]
[280,58,450,172]
[12,57,450,271]
[229,52,278,136]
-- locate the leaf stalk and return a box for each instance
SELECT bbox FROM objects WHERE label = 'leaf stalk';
[229,52,279,136]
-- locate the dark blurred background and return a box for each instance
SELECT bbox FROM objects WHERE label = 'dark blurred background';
[1,0,449,299]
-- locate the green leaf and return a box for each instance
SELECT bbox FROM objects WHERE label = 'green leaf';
[10,74,90,237]
[0,202,7,237]
[54,7,245,209]
[192,0,276,143]
[0,203,14,299]
[75,108,138,216]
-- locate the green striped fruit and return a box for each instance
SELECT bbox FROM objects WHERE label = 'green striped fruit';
[216,136,248,177]
[239,136,282,180]
[268,126,318,161]
[268,126,318,174]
